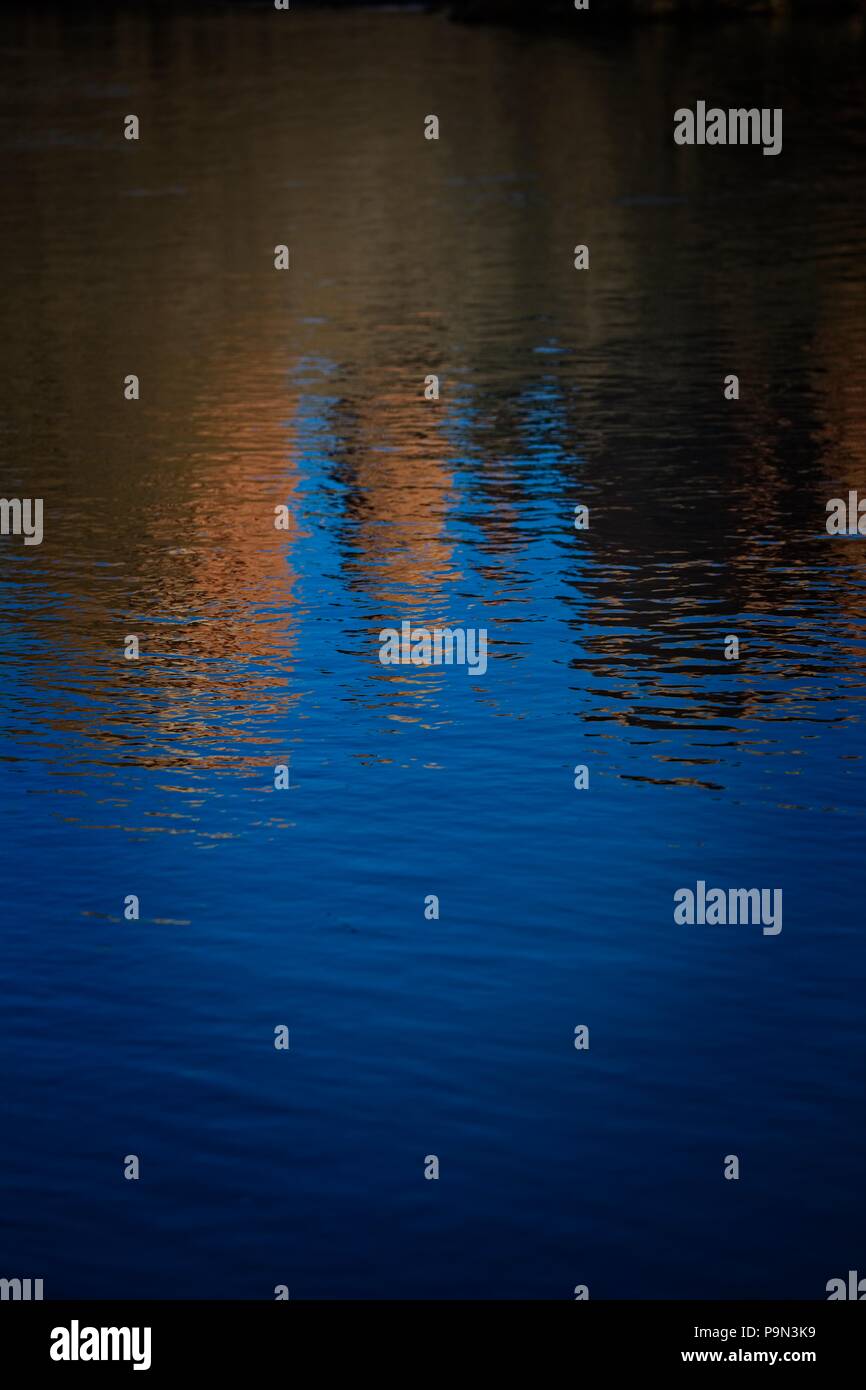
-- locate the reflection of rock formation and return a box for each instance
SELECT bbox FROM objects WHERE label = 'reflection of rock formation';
[327,371,460,608]
[1,3,863,743]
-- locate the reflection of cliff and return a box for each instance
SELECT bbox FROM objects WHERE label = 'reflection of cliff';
[326,373,460,607]
[1,4,864,740]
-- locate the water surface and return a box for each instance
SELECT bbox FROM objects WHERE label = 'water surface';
[1,6,864,1298]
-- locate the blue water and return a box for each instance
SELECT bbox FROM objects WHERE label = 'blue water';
[1,6,864,1298]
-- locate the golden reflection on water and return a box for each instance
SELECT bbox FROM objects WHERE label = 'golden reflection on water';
[1,5,865,787]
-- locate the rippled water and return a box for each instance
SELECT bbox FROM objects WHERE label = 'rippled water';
[1,6,864,1298]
